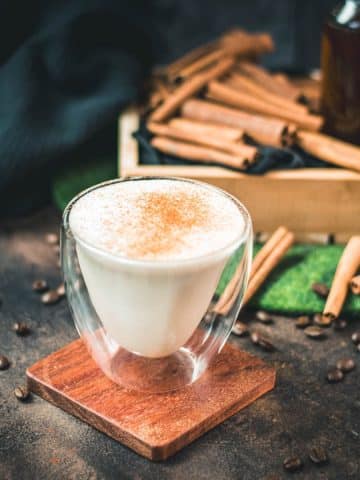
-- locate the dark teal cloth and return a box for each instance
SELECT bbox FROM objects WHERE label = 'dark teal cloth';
[0,1,157,216]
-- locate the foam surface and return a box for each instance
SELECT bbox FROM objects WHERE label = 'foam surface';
[70,180,245,260]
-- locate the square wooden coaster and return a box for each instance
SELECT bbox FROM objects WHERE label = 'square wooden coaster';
[27,339,275,460]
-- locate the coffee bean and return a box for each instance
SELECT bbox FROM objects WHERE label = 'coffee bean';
[326,368,344,383]
[336,358,355,373]
[313,313,333,328]
[309,446,328,465]
[333,318,347,330]
[45,233,59,245]
[14,386,30,401]
[250,331,275,351]
[304,325,326,339]
[13,322,30,336]
[56,283,65,297]
[32,279,48,293]
[295,315,311,329]
[41,290,60,305]
[283,456,303,472]
[255,310,273,324]
[0,355,10,370]
[312,282,330,298]
[232,322,249,336]
[351,331,360,345]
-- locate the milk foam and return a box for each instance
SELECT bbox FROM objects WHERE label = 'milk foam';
[70,179,244,261]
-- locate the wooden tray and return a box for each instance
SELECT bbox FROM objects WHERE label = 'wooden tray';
[118,108,360,236]
[27,339,275,461]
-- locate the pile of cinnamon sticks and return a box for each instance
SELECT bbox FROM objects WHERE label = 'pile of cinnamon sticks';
[146,28,360,173]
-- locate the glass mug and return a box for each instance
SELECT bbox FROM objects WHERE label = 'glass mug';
[61,177,253,393]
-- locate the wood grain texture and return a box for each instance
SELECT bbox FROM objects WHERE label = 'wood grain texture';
[117,110,360,235]
[26,339,275,461]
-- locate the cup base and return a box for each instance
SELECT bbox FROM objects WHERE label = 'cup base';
[84,328,209,393]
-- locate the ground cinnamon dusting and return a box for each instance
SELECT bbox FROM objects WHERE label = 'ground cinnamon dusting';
[70,180,244,261]
[119,190,210,258]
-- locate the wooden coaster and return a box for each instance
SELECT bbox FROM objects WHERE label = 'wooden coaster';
[27,339,275,460]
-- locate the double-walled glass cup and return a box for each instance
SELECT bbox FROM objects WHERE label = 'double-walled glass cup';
[61,177,253,393]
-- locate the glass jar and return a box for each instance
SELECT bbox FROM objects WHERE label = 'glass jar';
[321,0,360,144]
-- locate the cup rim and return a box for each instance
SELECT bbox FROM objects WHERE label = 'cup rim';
[62,176,252,268]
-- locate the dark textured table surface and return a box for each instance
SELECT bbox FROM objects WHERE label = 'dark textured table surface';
[1,208,359,480]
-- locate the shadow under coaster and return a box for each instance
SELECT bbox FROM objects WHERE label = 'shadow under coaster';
[26,339,276,461]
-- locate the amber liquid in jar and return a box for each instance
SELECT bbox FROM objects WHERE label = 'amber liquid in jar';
[321,0,360,144]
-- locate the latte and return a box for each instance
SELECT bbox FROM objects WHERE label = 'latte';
[69,179,245,358]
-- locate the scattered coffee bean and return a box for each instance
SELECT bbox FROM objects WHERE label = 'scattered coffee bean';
[326,368,344,383]
[250,331,275,351]
[283,456,303,472]
[336,358,355,373]
[32,279,48,293]
[295,315,311,329]
[232,322,249,337]
[45,233,59,245]
[56,283,65,297]
[14,386,30,401]
[0,354,10,370]
[333,318,347,330]
[309,446,328,465]
[13,322,30,336]
[255,310,273,324]
[304,325,326,339]
[351,331,360,345]
[41,290,60,305]
[311,282,330,298]
[313,313,333,328]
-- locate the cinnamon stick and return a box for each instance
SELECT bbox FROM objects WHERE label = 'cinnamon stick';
[174,30,274,83]
[147,122,258,160]
[271,73,289,84]
[295,131,360,173]
[169,118,244,142]
[243,231,295,305]
[181,98,293,147]
[150,57,235,123]
[236,62,304,102]
[207,81,323,131]
[219,29,274,57]
[323,236,360,318]
[174,49,224,82]
[251,227,289,275]
[350,275,360,295]
[214,226,290,315]
[151,136,252,170]
[224,73,308,116]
